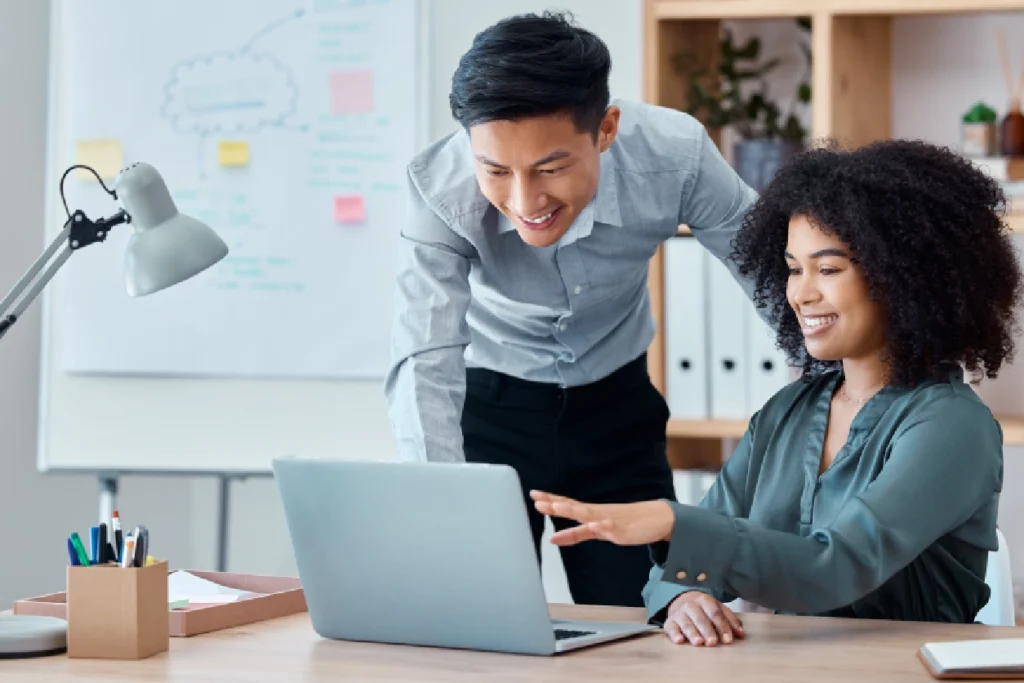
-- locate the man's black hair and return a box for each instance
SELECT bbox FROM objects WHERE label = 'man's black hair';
[449,11,611,137]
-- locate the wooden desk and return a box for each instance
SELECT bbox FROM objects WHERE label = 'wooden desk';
[7,604,1024,682]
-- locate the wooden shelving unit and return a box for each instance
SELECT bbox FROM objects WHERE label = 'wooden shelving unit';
[644,0,1024,469]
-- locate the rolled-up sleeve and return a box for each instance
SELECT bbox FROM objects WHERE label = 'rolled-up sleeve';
[678,126,758,300]
[658,396,1003,615]
[383,168,475,463]
[643,419,755,623]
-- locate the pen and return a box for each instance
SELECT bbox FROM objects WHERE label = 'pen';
[97,523,109,564]
[132,526,149,569]
[89,526,99,564]
[67,537,80,566]
[112,510,122,563]
[69,532,90,566]
[121,534,136,568]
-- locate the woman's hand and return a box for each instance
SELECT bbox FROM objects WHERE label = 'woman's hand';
[529,491,675,546]
[664,592,745,646]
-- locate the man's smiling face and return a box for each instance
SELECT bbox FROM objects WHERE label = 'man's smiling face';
[469,107,619,247]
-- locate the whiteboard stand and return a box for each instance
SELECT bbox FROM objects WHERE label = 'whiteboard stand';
[93,470,271,572]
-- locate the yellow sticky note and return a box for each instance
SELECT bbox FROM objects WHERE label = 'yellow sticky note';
[218,140,250,167]
[75,138,123,180]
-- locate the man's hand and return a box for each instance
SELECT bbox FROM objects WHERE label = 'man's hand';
[664,592,745,646]
[530,491,675,546]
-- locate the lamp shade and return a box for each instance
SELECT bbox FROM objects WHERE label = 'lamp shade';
[114,162,229,297]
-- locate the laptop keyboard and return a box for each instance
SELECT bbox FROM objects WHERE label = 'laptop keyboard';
[554,628,598,641]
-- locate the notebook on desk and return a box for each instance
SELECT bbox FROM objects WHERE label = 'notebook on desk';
[918,638,1024,679]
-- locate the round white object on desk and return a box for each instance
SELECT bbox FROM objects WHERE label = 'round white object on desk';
[0,614,67,658]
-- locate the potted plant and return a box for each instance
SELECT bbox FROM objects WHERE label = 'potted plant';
[674,18,812,192]
[961,102,998,157]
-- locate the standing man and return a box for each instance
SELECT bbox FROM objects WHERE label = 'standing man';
[385,11,756,608]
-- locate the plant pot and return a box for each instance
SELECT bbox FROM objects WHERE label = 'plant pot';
[733,140,805,193]
[961,122,997,157]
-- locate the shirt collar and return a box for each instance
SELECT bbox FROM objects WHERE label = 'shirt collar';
[496,150,621,238]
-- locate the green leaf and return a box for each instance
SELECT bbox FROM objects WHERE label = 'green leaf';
[734,36,760,60]
[963,101,998,123]
[798,83,812,103]
[783,114,805,139]
[796,16,812,31]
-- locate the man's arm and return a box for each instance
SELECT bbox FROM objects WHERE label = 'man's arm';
[677,127,760,303]
[643,415,755,623]
[656,395,1002,615]
[384,169,475,463]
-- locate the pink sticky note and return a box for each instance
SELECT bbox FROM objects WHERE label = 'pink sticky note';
[334,195,366,224]
[330,70,374,114]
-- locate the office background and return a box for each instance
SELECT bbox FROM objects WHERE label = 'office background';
[1,0,1023,617]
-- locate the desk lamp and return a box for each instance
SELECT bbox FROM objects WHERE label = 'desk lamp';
[0,162,228,657]
[0,161,229,340]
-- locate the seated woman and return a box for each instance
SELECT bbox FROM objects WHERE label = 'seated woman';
[532,139,1023,647]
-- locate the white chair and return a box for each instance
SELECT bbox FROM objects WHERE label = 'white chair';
[976,527,1016,626]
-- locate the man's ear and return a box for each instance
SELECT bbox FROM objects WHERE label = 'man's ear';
[597,105,620,153]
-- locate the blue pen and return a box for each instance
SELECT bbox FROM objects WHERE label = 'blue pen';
[67,537,80,566]
[90,526,99,564]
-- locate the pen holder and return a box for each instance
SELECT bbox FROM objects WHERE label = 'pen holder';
[66,560,169,659]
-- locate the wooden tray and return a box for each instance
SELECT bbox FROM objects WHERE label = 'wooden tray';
[13,569,307,637]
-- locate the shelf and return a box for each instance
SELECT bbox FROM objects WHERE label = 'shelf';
[678,213,1024,237]
[668,418,748,439]
[827,0,1024,16]
[654,0,819,20]
[653,0,1024,20]
[668,415,1024,445]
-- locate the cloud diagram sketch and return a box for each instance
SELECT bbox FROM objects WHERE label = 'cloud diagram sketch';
[54,0,419,379]
[160,8,309,177]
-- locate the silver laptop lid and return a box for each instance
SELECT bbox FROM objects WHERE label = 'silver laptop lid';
[272,457,558,654]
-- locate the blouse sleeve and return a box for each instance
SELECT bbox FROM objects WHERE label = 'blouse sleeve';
[656,394,1002,615]
[642,415,756,623]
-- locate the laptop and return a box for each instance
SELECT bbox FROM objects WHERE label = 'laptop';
[272,456,658,655]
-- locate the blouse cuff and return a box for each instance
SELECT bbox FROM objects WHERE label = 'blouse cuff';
[662,503,742,598]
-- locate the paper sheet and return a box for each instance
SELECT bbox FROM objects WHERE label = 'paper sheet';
[167,570,263,605]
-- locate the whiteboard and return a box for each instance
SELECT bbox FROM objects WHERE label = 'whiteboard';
[52,0,417,380]
[38,0,428,473]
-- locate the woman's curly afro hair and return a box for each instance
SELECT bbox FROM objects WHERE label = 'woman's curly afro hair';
[731,138,1023,386]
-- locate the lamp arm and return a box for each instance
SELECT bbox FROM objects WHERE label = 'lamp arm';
[0,209,130,340]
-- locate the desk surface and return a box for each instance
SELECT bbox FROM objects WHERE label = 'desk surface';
[7,603,1023,682]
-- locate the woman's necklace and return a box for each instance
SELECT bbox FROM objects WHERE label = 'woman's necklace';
[839,382,884,405]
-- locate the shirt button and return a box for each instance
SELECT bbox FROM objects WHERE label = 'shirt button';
[696,572,707,582]
[573,285,583,295]
[559,323,567,331]
[675,571,687,580]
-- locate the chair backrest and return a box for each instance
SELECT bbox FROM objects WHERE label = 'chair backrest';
[976,527,1016,626]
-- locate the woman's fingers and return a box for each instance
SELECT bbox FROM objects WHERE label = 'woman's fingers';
[663,616,686,645]
[722,604,746,639]
[682,603,720,646]
[548,523,597,546]
[532,496,596,525]
[669,613,705,646]
[701,601,737,644]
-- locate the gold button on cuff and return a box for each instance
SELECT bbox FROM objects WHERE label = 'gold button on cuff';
[675,571,687,580]
[696,572,707,582]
